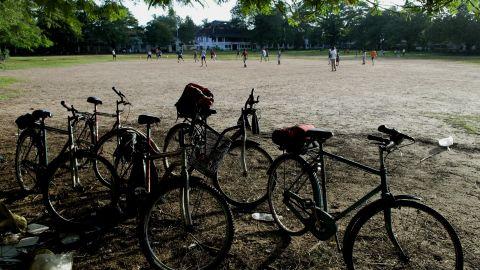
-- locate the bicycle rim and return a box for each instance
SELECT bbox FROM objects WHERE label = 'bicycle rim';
[268,155,318,235]
[15,131,40,192]
[163,123,192,173]
[139,178,234,270]
[215,142,272,208]
[44,151,116,227]
[347,200,463,270]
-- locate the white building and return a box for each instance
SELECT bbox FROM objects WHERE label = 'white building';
[195,21,252,51]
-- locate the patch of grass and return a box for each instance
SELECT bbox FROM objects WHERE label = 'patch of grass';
[0,76,20,100]
[426,112,480,135]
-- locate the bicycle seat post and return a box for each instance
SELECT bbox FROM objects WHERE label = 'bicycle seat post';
[39,118,48,166]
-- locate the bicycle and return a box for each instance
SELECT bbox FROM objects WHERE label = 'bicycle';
[267,125,463,269]
[163,88,273,209]
[14,102,95,192]
[14,106,117,228]
[113,114,234,269]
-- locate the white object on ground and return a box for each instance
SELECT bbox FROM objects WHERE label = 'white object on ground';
[0,245,19,258]
[61,234,80,245]
[30,253,73,270]
[15,236,39,247]
[27,223,50,235]
[252,213,275,222]
[438,136,454,150]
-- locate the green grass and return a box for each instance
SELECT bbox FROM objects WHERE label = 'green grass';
[426,112,480,135]
[2,50,480,70]
[0,76,20,100]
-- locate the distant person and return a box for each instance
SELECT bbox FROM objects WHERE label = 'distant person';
[112,49,116,61]
[277,49,282,65]
[177,50,184,63]
[210,49,215,61]
[242,48,248,68]
[362,50,367,65]
[402,48,406,56]
[336,50,340,67]
[265,49,269,61]
[193,50,198,62]
[147,50,152,60]
[236,49,240,59]
[328,46,337,71]
[260,48,266,62]
[156,48,162,60]
[370,50,377,65]
[201,49,207,67]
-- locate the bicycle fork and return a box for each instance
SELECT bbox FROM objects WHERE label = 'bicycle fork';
[67,116,80,188]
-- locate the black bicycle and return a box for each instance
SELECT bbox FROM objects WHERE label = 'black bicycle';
[113,114,234,270]
[14,105,117,228]
[267,125,463,269]
[163,89,272,209]
[14,101,95,192]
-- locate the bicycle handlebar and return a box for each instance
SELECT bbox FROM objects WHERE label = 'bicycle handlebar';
[112,86,131,106]
[61,101,77,113]
[368,125,415,151]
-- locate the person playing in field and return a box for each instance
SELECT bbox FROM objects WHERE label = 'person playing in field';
[156,48,162,60]
[193,49,198,62]
[147,50,152,60]
[177,50,184,63]
[210,49,215,61]
[201,49,207,67]
[336,50,340,67]
[242,48,248,68]
[328,46,337,71]
[265,49,269,61]
[277,49,282,65]
[112,49,116,61]
[370,49,377,65]
[362,49,367,65]
[260,48,266,62]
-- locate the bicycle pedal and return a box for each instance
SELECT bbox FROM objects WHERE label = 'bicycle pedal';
[311,207,338,241]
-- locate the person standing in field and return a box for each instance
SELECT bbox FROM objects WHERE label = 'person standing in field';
[336,49,340,67]
[328,46,337,71]
[370,49,377,65]
[242,48,248,68]
[236,49,240,59]
[265,49,269,61]
[277,49,281,65]
[193,50,198,62]
[402,48,406,56]
[112,49,116,61]
[177,50,184,63]
[147,50,152,60]
[362,49,367,65]
[201,49,207,67]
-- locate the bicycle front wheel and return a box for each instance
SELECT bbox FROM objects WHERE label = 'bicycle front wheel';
[162,123,192,173]
[42,150,117,228]
[344,199,463,270]
[15,129,41,192]
[138,176,234,270]
[267,154,321,236]
[214,140,272,209]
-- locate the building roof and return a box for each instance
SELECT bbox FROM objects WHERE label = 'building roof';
[196,21,249,38]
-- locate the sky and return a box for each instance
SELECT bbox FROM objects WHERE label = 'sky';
[123,0,404,26]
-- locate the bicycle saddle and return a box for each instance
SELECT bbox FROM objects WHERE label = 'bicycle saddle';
[138,114,160,125]
[32,109,52,120]
[305,128,334,141]
[87,96,103,105]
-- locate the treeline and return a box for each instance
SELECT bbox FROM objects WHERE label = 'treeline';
[241,4,480,52]
[1,0,480,55]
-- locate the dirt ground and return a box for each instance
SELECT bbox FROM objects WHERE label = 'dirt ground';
[0,56,479,269]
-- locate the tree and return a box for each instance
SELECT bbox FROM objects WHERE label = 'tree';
[0,0,52,50]
[178,16,197,44]
[144,16,175,46]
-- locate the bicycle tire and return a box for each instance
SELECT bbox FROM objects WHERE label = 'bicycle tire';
[214,140,272,209]
[42,150,118,229]
[343,199,463,270]
[74,118,95,168]
[138,176,234,270]
[162,122,192,172]
[94,127,147,186]
[15,129,41,192]
[267,153,321,236]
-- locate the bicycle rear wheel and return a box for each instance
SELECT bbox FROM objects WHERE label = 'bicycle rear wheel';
[15,129,41,192]
[343,199,463,270]
[214,140,272,209]
[42,150,117,228]
[267,154,321,236]
[138,176,234,270]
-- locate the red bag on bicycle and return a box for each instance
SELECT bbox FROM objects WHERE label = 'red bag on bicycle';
[272,124,315,152]
[175,83,214,118]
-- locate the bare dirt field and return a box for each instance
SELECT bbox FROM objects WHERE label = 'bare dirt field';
[0,56,479,269]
